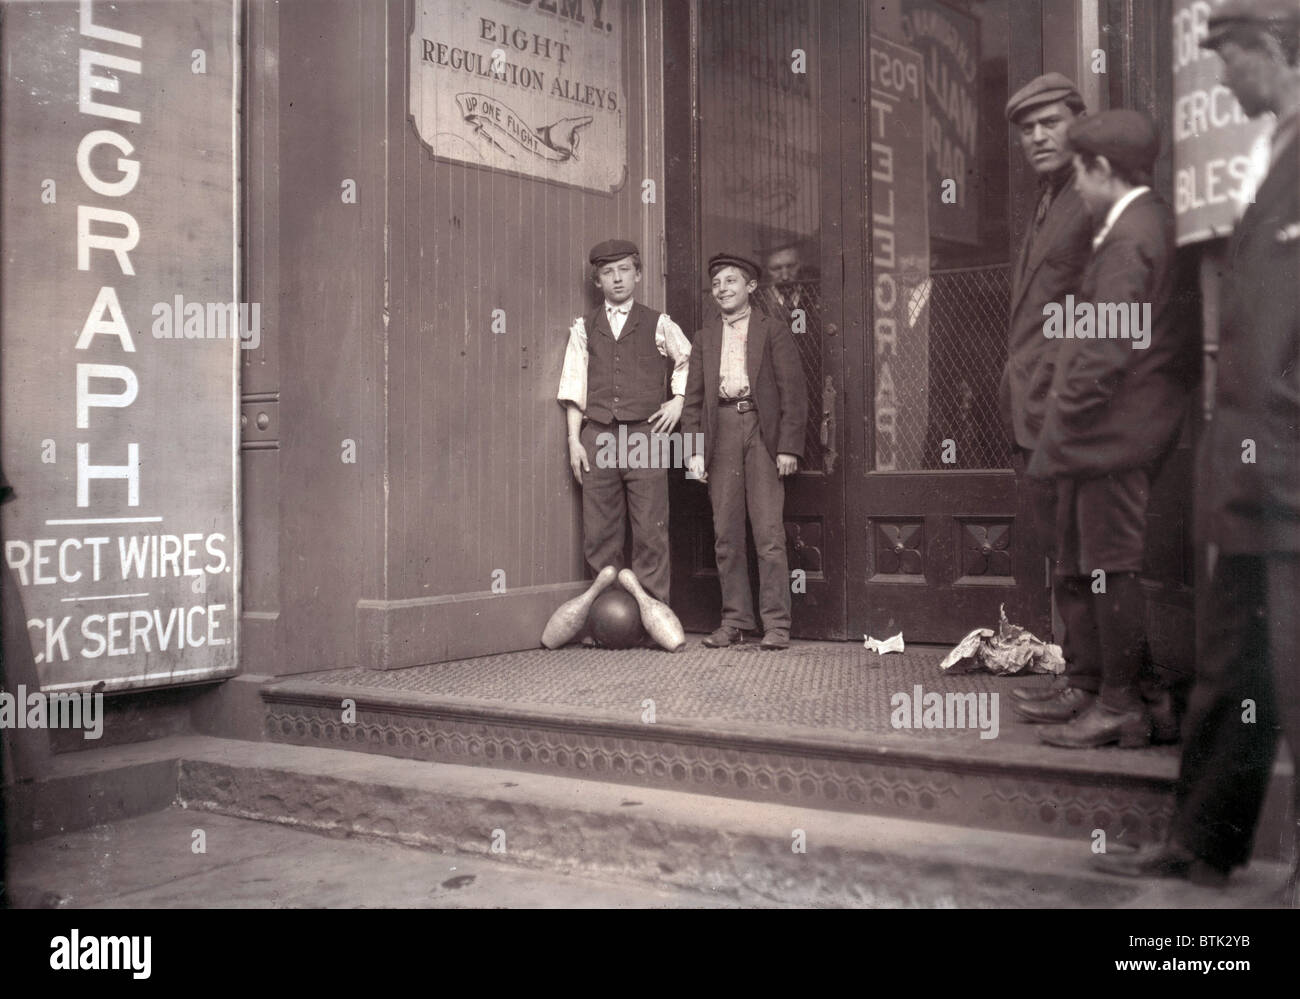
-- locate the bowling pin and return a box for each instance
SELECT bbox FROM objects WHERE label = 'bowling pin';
[617,569,686,652]
[542,566,617,649]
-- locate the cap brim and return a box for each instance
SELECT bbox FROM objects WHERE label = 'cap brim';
[1007,88,1076,121]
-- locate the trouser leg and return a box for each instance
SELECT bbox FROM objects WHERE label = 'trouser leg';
[580,421,628,578]
[742,415,791,634]
[624,455,671,604]
[1266,555,1300,868]
[1097,571,1147,711]
[1055,574,1103,693]
[1172,554,1277,869]
[709,407,756,631]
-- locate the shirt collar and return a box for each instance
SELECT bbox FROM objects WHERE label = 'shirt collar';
[605,299,633,314]
[1092,186,1149,250]
[723,306,751,327]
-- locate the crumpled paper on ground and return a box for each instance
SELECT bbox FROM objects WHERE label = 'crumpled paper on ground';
[939,604,1065,675]
[863,632,904,655]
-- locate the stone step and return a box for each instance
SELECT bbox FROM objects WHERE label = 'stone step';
[260,652,1296,861]
[8,736,1289,907]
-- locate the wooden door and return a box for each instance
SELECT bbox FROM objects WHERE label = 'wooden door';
[844,0,1053,643]
[667,0,848,638]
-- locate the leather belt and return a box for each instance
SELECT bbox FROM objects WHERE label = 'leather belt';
[718,397,756,413]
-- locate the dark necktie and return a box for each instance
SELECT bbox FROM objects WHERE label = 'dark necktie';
[1034,186,1052,231]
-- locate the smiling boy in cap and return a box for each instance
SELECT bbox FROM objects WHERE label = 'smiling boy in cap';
[682,252,807,650]
[557,239,692,604]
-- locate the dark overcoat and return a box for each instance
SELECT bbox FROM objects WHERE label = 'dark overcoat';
[1202,136,1300,553]
[999,179,1094,452]
[1030,191,1193,480]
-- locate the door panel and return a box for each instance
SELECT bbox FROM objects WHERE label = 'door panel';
[670,0,847,638]
[847,0,1051,643]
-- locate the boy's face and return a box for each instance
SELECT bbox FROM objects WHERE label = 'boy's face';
[711,266,757,313]
[1071,152,1116,217]
[595,256,641,304]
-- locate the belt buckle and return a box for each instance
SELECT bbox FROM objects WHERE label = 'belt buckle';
[736,399,755,413]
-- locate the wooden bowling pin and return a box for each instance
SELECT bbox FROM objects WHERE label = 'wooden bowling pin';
[617,569,686,652]
[542,566,617,649]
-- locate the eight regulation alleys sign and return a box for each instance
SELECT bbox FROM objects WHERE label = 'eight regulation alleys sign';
[1,0,240,693]
[409,0,627,194]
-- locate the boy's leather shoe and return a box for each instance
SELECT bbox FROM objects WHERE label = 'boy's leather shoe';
[1011,686,1096,723]
[1011,673,1071,702]
[759,630,790,650]
[1038,700,1151,749]
[702,626,744,648]
[1091,841,1229,887]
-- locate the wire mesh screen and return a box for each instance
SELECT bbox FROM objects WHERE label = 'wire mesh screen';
[899,264,1012,471]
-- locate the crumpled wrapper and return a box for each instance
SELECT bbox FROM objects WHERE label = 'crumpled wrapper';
[939,604,1065,676]
[863,632,905,655]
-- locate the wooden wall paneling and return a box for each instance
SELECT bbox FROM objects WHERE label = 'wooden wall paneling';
[240,0,286,673]
[275,0,386,672]
[357,0,663,668]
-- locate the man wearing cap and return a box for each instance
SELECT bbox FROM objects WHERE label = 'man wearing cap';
[999,73,1103,724]
[1027,110,1193,749]
[557,239,692,605]
[682,252,807,650]
[1094,0,1300,894]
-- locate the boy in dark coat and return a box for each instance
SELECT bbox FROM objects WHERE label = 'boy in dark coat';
[682,253,807,650]
[1026,110,1194,748]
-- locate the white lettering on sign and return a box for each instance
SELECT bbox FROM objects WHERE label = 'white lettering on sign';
[1171,0,1271,244]
[409,0,626,193]
[75,2,144,508]
[2,0,240,694]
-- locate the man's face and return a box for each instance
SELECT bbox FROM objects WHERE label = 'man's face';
[1016,100,1079,175]
[1214,39,1279,118]
[765,248,801,284]
[711,266,757,313]
[1071,153,1114,217]
[595,256,641,303]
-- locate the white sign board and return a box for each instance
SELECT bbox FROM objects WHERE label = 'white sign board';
[410,0,627,194]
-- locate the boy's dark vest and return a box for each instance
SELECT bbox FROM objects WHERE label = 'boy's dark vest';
[584,301,668,424]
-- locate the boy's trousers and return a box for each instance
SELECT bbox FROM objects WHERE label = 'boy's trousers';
[709,405,790,633]
[1171,552,1300,870]
[579,418,671,603]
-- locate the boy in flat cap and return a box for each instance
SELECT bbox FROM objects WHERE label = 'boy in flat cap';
[999,73,1107,723]
[1095,0,1300,895]
[1028,110,1193,749]
[557,239,691,604]
[682,253,807,650]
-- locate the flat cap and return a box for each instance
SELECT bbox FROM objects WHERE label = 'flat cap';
[1202,0,1300,49]
[1067,109,1160,177]
[589,238,639,266]
[1005,72,1083,122]
[708,252,761,281]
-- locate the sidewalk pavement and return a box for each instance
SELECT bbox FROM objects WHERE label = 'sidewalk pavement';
[7,807,737,909]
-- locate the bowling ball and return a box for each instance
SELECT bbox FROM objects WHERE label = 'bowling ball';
[588,587,645,649]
